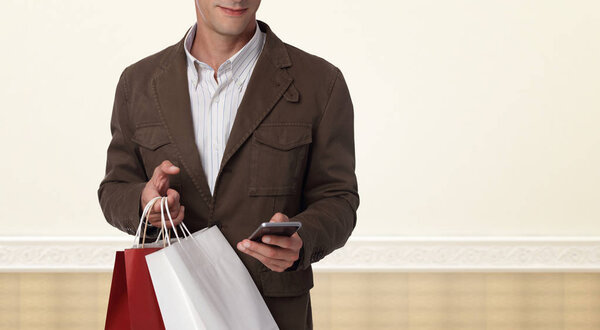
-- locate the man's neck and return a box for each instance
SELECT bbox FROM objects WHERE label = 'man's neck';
[190,20,256,78]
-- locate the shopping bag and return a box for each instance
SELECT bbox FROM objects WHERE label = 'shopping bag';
[104,251,130,329]
[145,198,279,330]
[105,196,167,330]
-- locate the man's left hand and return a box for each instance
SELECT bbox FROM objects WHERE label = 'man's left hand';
[237,212,302,272]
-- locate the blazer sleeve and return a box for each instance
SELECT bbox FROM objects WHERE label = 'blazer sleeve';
[291,67,360,271]
[97,67,152,236]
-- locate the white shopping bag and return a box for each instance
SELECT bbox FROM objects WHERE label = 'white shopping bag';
[145,198,279,330]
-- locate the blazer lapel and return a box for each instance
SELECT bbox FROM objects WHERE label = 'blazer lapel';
[151,36,213,208]
[150,20,295,206]
[216,20,295,186]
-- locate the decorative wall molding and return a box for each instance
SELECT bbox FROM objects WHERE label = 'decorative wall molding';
[0,236,599,272]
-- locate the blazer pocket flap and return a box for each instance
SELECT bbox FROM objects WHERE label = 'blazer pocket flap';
[259,265,314,297]
[253,124,312,151]
[131,125,171,150]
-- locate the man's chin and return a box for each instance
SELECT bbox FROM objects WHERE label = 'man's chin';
[214,22,252,37]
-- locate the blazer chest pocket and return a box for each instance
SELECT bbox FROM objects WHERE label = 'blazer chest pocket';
[130,123,178,184]
[131,123,171,150]
[249,123,312,196]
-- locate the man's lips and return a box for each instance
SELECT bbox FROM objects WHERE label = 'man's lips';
[218,6,248,16]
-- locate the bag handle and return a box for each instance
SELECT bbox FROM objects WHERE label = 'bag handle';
[157,196,192,246]
[133,196,162,248]
[133,196,192,248]
[165,197,193,238]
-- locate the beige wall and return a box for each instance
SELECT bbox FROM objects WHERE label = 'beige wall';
[2,5,599,330]
[0,1,599,237]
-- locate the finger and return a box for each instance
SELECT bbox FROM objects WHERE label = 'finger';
[150,160,180,194]
[149,218,161,228]
[237,243,293,272]
[142,193,160,210]
[150,195,178,214]
[166,189,181,211]
[239,239,296,262]
[261,234,301,251]
[143,201,162,225]
[171,205,185,226]
[146,210,166,228]
[153,160,180,178]
[152,199,164,213]
[269,212,288,223]
[165,206,183,228]
[146,213,160,223]
[148,212,165,228]
[149,205,184,228]
[149,217,170,229]
[159,199,180,220]
[163,206,180,221]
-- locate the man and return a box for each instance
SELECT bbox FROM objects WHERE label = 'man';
[98,0,358,328]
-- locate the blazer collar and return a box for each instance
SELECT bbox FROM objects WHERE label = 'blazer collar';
[151,19,298,207]
[183,20,265,89]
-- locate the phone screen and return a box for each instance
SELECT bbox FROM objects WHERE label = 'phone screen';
[248,222,301,242]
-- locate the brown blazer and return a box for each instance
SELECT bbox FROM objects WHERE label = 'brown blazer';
[98,19,359,329]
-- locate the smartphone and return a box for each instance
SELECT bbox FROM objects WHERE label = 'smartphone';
[248,222,302,242]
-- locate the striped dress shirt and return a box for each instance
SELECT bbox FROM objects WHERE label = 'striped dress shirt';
[183,20,266,195]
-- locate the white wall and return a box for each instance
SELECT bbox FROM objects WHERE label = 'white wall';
[1,1,598,237]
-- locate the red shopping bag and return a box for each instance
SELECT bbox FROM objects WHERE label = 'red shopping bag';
[105,251,129,329]
[105,247,165,330]
[105,196,168,330]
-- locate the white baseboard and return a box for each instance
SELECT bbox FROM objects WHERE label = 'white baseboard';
[1,236,599,272]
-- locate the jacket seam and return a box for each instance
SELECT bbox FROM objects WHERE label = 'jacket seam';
[120,67,133,142]
[314,66,340,132]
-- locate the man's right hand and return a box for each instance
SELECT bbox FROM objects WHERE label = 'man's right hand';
[141,160,185,228]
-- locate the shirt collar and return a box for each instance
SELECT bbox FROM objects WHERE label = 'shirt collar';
[183,20,264,87]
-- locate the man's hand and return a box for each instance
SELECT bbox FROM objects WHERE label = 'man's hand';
[236,212,303,272]
[141,160,185,228]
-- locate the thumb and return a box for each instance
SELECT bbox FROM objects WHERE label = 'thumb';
[269,212,288,223]
[150,160,180,195]
[157,160,180,176]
